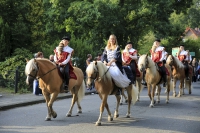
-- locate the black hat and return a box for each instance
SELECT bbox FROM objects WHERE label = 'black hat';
[62,36,70,41]
[180,44,184,47]
[155,39,161,42]
[126,42,133,45]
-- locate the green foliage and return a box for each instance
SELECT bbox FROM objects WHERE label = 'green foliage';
[0,48,33,91]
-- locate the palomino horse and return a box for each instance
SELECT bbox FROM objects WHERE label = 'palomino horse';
[25,58,85,120]
[120,71,143,104]
[166,55,192,97]
[137,54,172,107]
[86,61,138,126]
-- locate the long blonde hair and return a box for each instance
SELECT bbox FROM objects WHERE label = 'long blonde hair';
[58,42,64,55]
[151,41,158,53]
[106,34,118,50]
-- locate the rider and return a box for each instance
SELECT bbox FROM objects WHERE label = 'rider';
[122,42,138,84]
[101,34,131,94]
[54,36,74,92]
[150,39,167,87]
[177,45,190,80]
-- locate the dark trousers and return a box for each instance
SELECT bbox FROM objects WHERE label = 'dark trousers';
[64,63,70,85]
[159,65,167,83]
[129,61,136,83]
[183,61,189,77]
[123,66,134,84]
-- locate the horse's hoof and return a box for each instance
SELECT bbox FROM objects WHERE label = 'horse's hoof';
[78,110,82,113]
[120,103,123,105]
[166,100,169,104]
[125,100,128,103]
[157,101,160,104]
[45,117,51,121]
[189,92,191,94]
[108,117,113,121]
[66,114,71,117]
[149,105,154,108]
[114,114,119,118]
[52,113,57,118]
[95,122,101,126]
[126,115,130,118]
[173,94,176,97]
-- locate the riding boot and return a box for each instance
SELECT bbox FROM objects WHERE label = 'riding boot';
[184,62,190,80]
[64,64,70,93]
[161,66,167,87]
[130,61,137,84]
[141,70,147,86]
[116,87,122,95]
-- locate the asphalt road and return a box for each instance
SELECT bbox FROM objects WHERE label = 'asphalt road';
[0,82,200,133]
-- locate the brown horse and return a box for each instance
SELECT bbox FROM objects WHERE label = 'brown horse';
[137,54,172,107]
[86,61,138,126]
[166,55,192,97]
[25,58,85,120]
[120,71,143,104]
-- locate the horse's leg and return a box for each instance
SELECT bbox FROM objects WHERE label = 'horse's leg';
[96,94,108,126]
[156,86,161,103]
[44,92,58,121]
[136,79,142,101]
[177,79,184,97]
[173,78,177,97]
[66,94,77,117]
[150,85,156,107]
[125,86,132,118]
[114,94,121,118]
[120,88,128,104]
[48,93,58,118]
[166,80,172,104]
[43,92,51,121]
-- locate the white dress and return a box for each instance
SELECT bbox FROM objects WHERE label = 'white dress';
[106,47,131,88]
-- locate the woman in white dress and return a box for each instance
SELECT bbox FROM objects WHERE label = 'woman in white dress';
[101,34,131,88]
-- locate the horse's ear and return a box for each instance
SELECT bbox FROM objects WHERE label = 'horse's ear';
[138,53,141,56]
[25,58,29,63]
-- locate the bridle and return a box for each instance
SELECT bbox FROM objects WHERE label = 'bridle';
[87,62,111,81]
[28,60,57,80]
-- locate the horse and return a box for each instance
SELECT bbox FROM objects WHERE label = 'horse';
[25,58,85,120]
[137,54,172,107]
[166,55,192,97]
[120,71,143,104]
[86,61,138,126]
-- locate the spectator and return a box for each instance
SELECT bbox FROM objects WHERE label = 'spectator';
[49,54,54,62]
[86,54,92,67]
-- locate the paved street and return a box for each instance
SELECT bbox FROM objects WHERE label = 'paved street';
[0,82,200,133]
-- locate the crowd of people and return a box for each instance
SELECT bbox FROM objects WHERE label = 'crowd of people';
[33,34,200,95]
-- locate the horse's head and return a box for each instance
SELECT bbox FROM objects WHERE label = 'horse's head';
[138,54,149,72]
[166,55,173,66]
[25,59,39,85]
[86,61,99,88]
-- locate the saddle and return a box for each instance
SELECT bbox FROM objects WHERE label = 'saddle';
[57,66,77,80]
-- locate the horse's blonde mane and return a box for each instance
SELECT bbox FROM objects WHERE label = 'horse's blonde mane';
[25,58,56,75]
[138,54,157,74]
[25,59,37,75]
[86,61,112,82]
[171,55,184,68]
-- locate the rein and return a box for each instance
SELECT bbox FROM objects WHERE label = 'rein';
[37,67,57,79]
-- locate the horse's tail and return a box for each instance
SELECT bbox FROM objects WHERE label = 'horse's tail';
[131,84,138,105]
[78,80,85,102]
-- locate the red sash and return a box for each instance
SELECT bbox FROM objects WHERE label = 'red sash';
[178,55,186,62]
[150,50,162,62]
[122,52,132,64]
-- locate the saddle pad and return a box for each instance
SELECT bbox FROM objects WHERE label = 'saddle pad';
[70,70,77,80]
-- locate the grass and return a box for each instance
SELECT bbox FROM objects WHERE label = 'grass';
[0,86,15,94]
[0,86,32,94]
